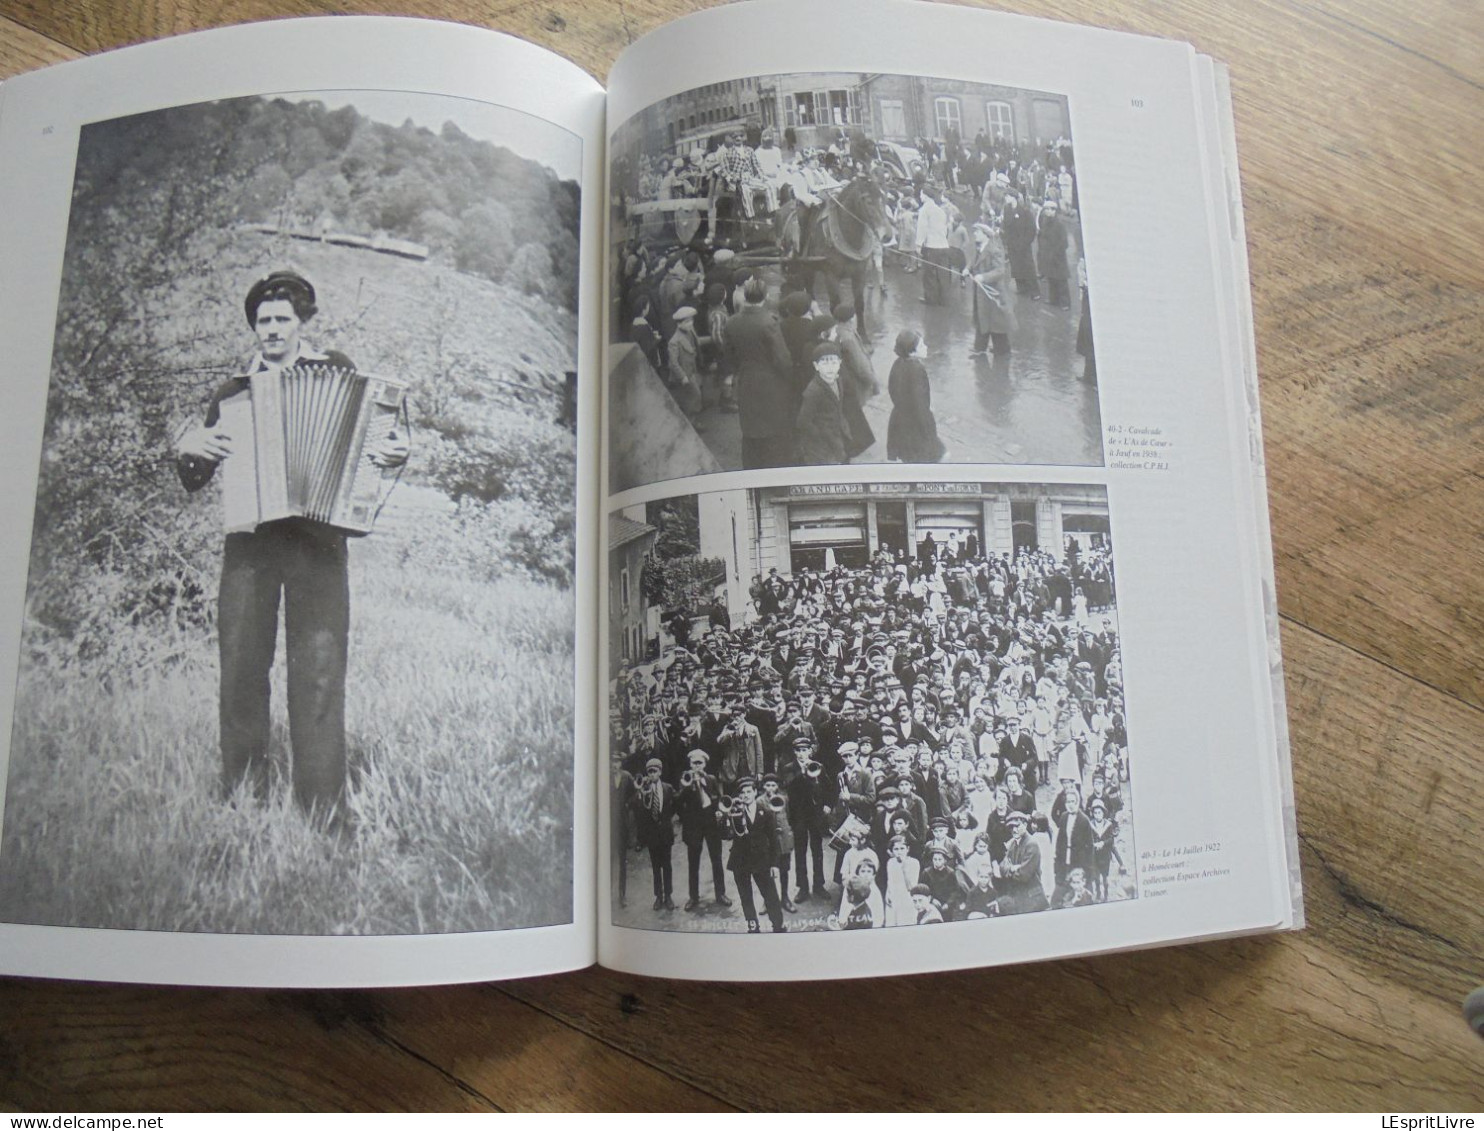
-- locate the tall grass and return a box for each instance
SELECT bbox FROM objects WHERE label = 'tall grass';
[0,541,574,936]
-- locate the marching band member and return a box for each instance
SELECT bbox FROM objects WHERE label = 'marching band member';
[676,749,730,912]
[783,735,832,903]
[632,757,678,911]
[721,776,787,933]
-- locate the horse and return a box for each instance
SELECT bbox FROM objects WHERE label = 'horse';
[786,174,892,336]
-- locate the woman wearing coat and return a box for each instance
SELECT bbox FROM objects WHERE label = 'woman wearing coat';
[1036,200,1072,308]
[966,223,1017,357]
[886,329,945,464]
[831,302,878,458]
[1001,194,1040,297]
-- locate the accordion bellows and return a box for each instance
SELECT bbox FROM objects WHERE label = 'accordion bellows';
[216,364,407,535]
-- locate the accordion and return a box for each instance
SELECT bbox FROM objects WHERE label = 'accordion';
[215,363,407,536]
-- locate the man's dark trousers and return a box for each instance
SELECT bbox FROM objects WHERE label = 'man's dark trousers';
[687,829,727,902]
[733,867,785,930]
[218,518,349,812]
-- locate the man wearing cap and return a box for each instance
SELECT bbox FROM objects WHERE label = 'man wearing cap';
[966,222,1015,357]
[783,735,832,902]
[676,749,730,912]
[723,777,787,932]
[725,276,796,469]
[716,703,764,796]
[774,698,815,768]
[998,715,1039,792]
[176,270,407,819]
[632,757,678,911]
[992,809,1049,915]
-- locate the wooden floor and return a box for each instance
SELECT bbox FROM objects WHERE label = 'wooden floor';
[1,0,1482,1112]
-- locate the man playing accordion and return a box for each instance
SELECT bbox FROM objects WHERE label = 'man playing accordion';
[175,270,408,822]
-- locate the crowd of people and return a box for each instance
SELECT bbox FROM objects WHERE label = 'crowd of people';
[610,536,1130,934]
[617,123,1093,470]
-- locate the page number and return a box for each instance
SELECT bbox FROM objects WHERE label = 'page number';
[1130,99,1144,109]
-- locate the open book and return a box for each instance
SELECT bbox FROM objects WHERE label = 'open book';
[0,0,1302,987]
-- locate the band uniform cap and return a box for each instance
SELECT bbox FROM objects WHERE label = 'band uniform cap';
[245,270,316,327]
[792,735,815,750]
[838,741,860,756]
[735,775,758,791]
[672,305,698,322]
[644,757,664,771]
[760,772,779,786]
[687,749,710,766]
[929,816,952,830]
[1003,809,1030,824]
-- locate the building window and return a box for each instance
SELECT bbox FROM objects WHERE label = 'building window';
[878,99,907,139]
[620,567,631,609]
[827,89,853,125]
[788,91,817,126]
[985,100,1014,144]
[934,96,961,139]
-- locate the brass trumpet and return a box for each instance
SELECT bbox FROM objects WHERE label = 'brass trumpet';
[805,760,823,779]
[680,769,697,788]
[765,794,787,814]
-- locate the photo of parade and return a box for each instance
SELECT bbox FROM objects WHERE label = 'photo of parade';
[608,480,1134,936]
[608,72,1101,493]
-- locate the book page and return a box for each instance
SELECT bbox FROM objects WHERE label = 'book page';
[0,16,604,986]
[597,0,1297,980]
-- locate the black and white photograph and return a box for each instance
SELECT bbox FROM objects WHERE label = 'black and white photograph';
[609,480,1134,935]
[608,72,1101,494]
[0,90,583,936]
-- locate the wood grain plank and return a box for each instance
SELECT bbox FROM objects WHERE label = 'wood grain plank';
[0,983,493,1111]
[1247,181,1484,708]
[0,14,76,76]
[1294,0,1484,90]
[0,979,737,1111]
[498,933,1482,1111]
[374,983,736,1111]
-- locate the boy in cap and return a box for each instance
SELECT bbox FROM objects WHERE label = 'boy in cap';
[794,342,852,466]
[667,305,703,414]
[920,842,966,920]
[911,883,945,925]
